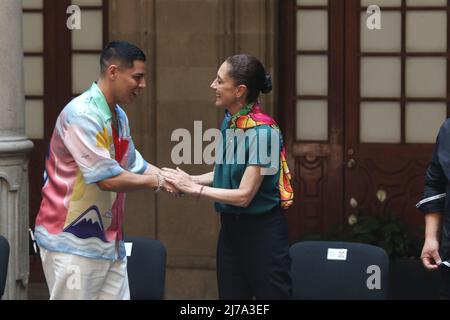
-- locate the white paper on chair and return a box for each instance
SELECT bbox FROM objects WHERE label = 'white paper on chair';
[125,242,133,257]
[327,248,347,261]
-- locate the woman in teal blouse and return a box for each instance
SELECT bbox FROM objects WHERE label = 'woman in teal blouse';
[162,54,294,299]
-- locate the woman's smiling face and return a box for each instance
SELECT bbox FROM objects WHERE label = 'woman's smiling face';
[210,61,239,109]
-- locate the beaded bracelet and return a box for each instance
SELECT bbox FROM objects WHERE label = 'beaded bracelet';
[154,173,164,193]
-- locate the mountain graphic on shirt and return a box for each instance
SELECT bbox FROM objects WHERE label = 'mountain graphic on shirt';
[63,206,107,242]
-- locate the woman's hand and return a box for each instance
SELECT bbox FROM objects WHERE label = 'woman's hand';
[163,179,182,196]
[161,167,202,195]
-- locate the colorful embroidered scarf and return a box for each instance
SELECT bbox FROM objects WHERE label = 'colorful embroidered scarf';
[228,102,294,209]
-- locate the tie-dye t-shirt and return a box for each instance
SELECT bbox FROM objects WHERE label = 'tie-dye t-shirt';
[34,82,148,260]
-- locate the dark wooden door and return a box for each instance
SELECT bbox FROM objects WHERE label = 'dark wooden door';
[26,0,108,230]
[344,0,447,229]
[26,0,71,237]
[23,0,108,296]
[279,0,345,240]
[280,0,448,241]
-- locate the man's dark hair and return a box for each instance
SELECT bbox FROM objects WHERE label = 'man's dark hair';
[225,54,272,103]
[100,41,146,73]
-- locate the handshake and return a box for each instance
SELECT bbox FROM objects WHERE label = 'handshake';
[157,167,202,197]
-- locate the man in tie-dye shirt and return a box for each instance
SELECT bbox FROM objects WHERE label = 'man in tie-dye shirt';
[34,41,175,300]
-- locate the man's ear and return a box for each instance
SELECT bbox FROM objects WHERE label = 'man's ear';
[107,64,119,81]
[235,84,247,100]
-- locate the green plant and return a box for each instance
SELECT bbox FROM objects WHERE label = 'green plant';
[324,212,423,260]
[302,193,424,260]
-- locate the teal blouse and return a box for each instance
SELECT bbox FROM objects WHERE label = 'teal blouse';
[213,111,281,214]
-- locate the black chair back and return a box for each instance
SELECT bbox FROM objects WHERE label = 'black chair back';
[0,235,10,299]
[124,236,166,300]
[290,241,389,299]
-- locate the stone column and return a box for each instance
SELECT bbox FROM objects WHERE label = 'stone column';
[0,0,34,300]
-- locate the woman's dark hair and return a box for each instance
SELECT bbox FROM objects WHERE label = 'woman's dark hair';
[100,41,146,73]
[225,54,272,103]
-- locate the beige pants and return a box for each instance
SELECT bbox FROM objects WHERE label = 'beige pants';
[39,247,130,300]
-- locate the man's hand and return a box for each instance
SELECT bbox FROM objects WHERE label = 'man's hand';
[161,167,201,195]
[162,179,182,196]
[421,238,442,271]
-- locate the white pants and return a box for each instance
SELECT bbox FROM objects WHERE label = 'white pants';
[39,247,130,300]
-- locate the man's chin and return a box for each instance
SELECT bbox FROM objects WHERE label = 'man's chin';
[121,96,136,105]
